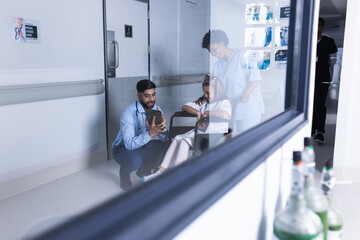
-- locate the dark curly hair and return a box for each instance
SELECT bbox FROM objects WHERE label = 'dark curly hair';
[201,30,229,49]
[136,79,156,93]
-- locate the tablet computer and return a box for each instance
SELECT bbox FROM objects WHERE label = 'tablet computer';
[145,109,164,125]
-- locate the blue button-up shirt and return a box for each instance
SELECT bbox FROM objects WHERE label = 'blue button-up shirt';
[112,100,168,150]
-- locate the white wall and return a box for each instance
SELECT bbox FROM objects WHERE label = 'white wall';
[106,0,148,77]
[178,0,211,74]
[333,0,360,169]
[0,0,104,85]
[150,0,210,77]
[0,0,106,198]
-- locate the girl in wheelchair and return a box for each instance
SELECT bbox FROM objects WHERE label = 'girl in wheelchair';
[142,74,231,182]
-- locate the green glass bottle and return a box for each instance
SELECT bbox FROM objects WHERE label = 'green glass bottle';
[303,137,328,240]
[274,151,323,240]
[321,158,343,239]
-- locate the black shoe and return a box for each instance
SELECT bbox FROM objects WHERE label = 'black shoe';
[135,168,144,178]
[136,167,154,178]
[120,170,132,191]
[314,132,324,144]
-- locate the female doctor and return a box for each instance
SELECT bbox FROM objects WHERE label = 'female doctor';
[201,30,264,133]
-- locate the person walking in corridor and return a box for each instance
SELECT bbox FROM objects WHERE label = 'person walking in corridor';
[312,17,338,144]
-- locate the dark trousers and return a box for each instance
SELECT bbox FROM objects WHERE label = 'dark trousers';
[312,82,329,135]
[113,140,170,176]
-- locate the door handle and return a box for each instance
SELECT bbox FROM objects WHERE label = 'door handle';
[110,40,119,69]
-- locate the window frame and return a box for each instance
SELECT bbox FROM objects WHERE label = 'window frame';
[32,0,316,239]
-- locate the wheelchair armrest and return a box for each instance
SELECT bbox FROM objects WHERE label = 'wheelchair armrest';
[172,111,197,117]
[196,116,229,124]
[169,111,198,139]
[193,117,230,153]
[194,116,230,134]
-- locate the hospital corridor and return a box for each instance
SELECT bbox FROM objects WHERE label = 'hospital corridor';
[1,0,360,239]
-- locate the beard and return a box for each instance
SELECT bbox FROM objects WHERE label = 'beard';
[139,99,155,109]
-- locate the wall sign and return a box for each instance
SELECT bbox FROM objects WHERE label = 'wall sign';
[25,24,38,39]
[13,17,40,43]
[125,25,133,38]
[280,7,290,18]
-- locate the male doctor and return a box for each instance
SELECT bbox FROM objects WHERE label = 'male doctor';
[112,79,169,191]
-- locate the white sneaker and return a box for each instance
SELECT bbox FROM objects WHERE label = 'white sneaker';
[142,171,162,182]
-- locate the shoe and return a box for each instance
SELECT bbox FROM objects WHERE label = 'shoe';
[136,168,150,178]
[142,171,162,182]
[135,168,144,178]
[136,167,155,178]
[119,170,132,191]
[314,132,324,144]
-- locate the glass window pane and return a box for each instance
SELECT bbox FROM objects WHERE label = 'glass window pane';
[150,0,291,157]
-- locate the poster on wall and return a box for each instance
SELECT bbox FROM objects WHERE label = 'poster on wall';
[244,27,272,47]
[243,50,271,70]
[275,49,287,69]
[13,17,40,43]
[274,26,289,47]
[245,3,273,24]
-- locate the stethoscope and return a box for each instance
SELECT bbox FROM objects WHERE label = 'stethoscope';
[135,101,146,130]
[135,101,140,116]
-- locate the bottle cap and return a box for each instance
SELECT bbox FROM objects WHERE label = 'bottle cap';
[293,151,302,163]
[325,158,333,169]
[304,137,313,147]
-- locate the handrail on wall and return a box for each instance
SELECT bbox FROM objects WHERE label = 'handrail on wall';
[152,73,206,87]
[0,79,105,106]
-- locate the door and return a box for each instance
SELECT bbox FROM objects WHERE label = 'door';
[105,0,149,159]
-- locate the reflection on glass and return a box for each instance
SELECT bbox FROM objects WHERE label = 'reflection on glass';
[147,0,291,168]
[244,27,272,47]
[245,3,274,24]
[244,50,271,70]
[275,4,290,23]
[0,1,293,238]
[201,30,264,134]
[275,26,289,47]
[143,75,231,181]
[275,49,287,69]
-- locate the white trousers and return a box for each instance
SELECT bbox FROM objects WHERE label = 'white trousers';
[160,138,191,169]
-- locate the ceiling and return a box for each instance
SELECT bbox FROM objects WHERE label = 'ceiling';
[319,0,348,47]
[319,0,347,21]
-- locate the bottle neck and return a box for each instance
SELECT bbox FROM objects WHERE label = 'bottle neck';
[291,162,304,197]
[304,174,316,187]
[288,194,307,212]
[321,167,335,195]
[303,147,315,177]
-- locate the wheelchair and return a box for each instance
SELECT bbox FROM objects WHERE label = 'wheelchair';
[169,111,231,156]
